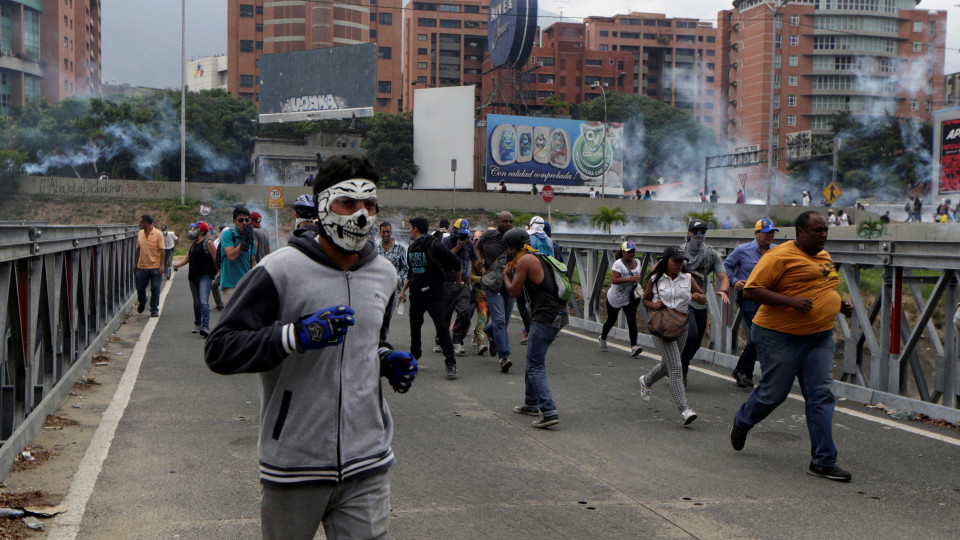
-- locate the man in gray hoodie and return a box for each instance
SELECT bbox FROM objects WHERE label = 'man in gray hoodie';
[205,155,418,539]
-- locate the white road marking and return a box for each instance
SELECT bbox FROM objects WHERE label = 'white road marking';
[48,274,176,540]
[559,327,960,448]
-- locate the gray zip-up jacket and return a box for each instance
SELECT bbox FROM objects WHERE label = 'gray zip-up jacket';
[205,235,398,486]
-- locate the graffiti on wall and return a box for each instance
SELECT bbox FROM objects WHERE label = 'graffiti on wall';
[281,94,348,113]
[33,177,173,199]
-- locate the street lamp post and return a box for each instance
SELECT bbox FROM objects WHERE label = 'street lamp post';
[180,0,186,205]
[591,81,607,198]
[766,0,790,214]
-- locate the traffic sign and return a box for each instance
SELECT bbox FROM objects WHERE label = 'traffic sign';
[822,182,842,205]
[542,185,555,204]
[268,187,284,209]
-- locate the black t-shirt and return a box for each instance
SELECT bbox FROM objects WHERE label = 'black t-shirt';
[477,229,505,274]
[188,239,217,281]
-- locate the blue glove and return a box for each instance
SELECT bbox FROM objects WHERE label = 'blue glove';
[293,306,355,351]
[380,351,418,393]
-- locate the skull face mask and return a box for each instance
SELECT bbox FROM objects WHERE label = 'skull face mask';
[315,179,378,252]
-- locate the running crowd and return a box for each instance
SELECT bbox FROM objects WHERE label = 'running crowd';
[183,155,857,539]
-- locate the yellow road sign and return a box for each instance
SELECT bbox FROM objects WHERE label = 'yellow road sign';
[268,187,284,209]
[822,182,842,205]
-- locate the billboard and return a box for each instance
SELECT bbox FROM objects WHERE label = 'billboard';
[413,86,475,190]
[939,117,960,194]
[257,44,376,116]
[485,114,624,195]
[488,0,537,69]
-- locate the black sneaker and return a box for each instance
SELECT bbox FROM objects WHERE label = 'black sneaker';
[532,415,559,429]
[807,462,852,482]
[445,364,458,380]
[736,372,753,388]
[150,311,159,318]
[137,303,145,314]
[730,423,749,451]
[513,405,539,416]
[499,357,512,373]
[199,328,209,338]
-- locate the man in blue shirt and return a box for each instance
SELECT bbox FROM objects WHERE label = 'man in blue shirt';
[723,218,778,388]
[219,206,258,305]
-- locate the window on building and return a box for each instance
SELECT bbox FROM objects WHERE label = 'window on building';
[930,21,936,36]
[788,94,797,106]
[600,30,609,37]
[417,76,427,83]
[378,81,392,94]
[418,34,428,41]
[706,102,714,109]
[705,116,713,122]
[790,14,799,26]
[707,63,715,69]
[417,62,427,69]
[419,18,437,27]
[380,12,392,24]
[910,99,919,111]
[790,35,798,46]
[775,73,781,89]
[776,14,782,29]
[370,29,377,38]
[706,76,714,83]
[440,19,461,28]
[464,5,479,13]
[379,47,391,59]
[776,34,781,49]
[789,54,798,67]
[438,4,461,12]
[240,40,254,52]
[418,48,428,55]
[256,41,263,50]
[913,41,922,52]
[787,114,796,126]
[256,23,263,33]
[585,59,601,66]
[775,54,781,69]
[913,21,923,33]
[706,50,715,56]
[255,6,263,14]
[539,57,555,66]
[788,74,797,86]
[774,94,780,108]
[240,4,254,17]
[240,75,254,87]
[599,44,608,50]
[707,36,715,43]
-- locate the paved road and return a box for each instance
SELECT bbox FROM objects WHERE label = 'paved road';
[53,274,960,539]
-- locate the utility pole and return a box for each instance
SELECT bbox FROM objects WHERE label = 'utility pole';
[766,0,790,214]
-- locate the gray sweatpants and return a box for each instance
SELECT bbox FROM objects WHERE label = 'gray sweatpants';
[260,471,390,540]
[643,327,690,412]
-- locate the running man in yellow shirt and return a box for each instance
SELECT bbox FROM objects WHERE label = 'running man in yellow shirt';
[730,211,855,482]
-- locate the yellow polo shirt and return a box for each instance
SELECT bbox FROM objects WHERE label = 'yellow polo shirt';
[137,228,165,270]
[746,241,841,335]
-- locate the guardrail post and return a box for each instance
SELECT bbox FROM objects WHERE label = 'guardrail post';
[879,265,894,393]
[943,273,957,409]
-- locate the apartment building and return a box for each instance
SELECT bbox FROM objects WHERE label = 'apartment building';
[0,0,100,116]
[401,0,488,112]
[187,55,228,92]
[583,13,723,141]
[227,0,403,113]
[721,0,945,193]
[479,22,636,116]
[946,72,960,109]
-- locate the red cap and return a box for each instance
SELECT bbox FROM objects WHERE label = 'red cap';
[196,222,210,233]
[250,211,262,222]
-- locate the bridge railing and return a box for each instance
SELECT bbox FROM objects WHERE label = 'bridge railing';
[550,226,960,424]
[0,223,138,479]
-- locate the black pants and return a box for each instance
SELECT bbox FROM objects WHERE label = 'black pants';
[442,281,473,345]
[680,307,708,374]
[410,293,455,365]
[732,302,759,378]
[600,296,641,346]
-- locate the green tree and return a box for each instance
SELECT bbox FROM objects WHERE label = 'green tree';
[579,91,719,191]
[543,94,570,116]
[363,112,418,188]
[684,209,718,229]
[0,149,27,182]
[590,205,627,233]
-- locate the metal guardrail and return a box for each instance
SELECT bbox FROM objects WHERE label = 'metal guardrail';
[0,224,139,479]
[550,229,960,424]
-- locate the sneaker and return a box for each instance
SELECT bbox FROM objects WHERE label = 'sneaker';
[807,462,852,482]
[730,423,749,451]
[478,343,489,356]
[137,303,145,314]
[214,304,224,311]
[681,409,698,426]
[513,405,540,416]
[199,328,209,338]
[631,345,643,357]
[736,372,753,388]
[638,376,652,401]
[499,357,512,373]
[744,376,755,387]
[433,345,442,353]
[454,344,466,356]
[445,364,458,380]
[520,330,528,345]
[532,415,559,429]
[193,325,200,334]
[150,311,159,318]
[598,336,608,352]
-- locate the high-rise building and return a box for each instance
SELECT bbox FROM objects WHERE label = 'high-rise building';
[401,0,488,112]
[583,13,723,141]
[227,0,403,113]
[720,0,945,194]
[0,0,100,116]
[187,55,228,92]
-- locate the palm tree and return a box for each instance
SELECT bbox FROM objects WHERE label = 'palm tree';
[590,206,627,233]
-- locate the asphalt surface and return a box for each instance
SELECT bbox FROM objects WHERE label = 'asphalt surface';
[61,273,960,539]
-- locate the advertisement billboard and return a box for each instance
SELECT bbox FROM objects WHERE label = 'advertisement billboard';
[939,117,960,194]
[485,114,624,195]
[257,44,376,116]
[488,0,537,69]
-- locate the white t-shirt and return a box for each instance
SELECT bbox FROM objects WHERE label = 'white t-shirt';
[163,231,178,250]
[828,214,838,227]
[652,272,693,311]
[606,258,641,308]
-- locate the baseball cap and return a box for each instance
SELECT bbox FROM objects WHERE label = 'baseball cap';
[621,241,637,252]
[687,219,708,231]
[196,222,210,233]
[453,218,470,235]
[754,218,779,233]
[661,245,688,261]
[250,211,262,223]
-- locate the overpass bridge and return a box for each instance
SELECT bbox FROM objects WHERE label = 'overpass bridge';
[0,222,957,538]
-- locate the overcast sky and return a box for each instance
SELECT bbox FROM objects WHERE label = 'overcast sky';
[102,0,960,89]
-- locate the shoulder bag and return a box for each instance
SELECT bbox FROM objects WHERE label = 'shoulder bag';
[647,307,688,342]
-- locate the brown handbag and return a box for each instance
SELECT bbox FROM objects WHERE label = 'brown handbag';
[647,307,688,342]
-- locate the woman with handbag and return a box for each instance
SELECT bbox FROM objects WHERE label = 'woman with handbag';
[598,241,644,357]
[638,245,706,425]
[172,222,218,337]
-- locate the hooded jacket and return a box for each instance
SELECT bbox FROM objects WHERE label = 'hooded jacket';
[205,235,398,486]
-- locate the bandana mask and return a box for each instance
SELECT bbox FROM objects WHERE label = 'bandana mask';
[315,179,378,252]
[687,232,705,251]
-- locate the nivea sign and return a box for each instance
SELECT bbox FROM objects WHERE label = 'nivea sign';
[488,0,537,69]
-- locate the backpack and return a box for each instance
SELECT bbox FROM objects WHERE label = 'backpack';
[535,253,573,302]
[905,201,912,213]
[531,234,554,257]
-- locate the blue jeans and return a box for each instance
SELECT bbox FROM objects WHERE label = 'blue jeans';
[735,326,839,467]
[135,268,162,313]
[483,286,515,360]
[524,321,561,418]
[189,275,212,329]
